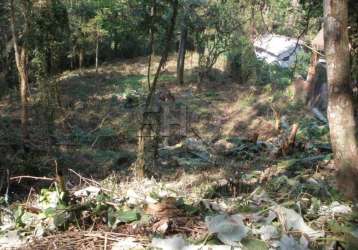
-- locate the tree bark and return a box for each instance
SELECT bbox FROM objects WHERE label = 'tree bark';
[10,0,30,146]
[324,0,358,199]
[177,26,187,85]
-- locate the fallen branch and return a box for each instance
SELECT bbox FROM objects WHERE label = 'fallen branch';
[68,168,112,193]
[10,176,54,182]
[89,112,110,133]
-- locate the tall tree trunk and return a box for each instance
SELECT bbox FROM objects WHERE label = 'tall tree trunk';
[79,48,84,71]
[10,0,30,145]
[134,0,178,178]
[147,0,157,89]
[324,0,358,199]
[177,26,187,85]
[96,32,99,73]
[70,46,75,69]
[95,26,99,73]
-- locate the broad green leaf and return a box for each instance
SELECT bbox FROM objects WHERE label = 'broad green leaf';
[242,239,268,250]
[116,210,140,223]
[53,212,68,228]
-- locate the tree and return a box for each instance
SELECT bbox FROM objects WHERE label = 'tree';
[195,1,239,80]
[133,0,179,178]
[177,25,187,84]
[83,11,108,73]
[324,0,358,199]
[176,1,190,85]
[0,2,11,88]
[147,0,157,89]
[9,0,31,146]
[32,0,70,76]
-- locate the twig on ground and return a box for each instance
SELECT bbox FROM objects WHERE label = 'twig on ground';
[26,231,149,249]
[104,232,108,250]
[89,113,110,133]
[25,187,35,206]
[10,176,54,182]
[198,233,211,250]
[68,168,113,193]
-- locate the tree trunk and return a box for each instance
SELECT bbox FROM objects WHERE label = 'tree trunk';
[306,52,318,85]
[19,52,30,143]
[134,0,178,178]
[147,0,157,89]
[306,52,318,105]
[95,28,99,73]
[10,0,30,146]
[177,26,187,85]
[324,0,358,199]
[79,48,84,71]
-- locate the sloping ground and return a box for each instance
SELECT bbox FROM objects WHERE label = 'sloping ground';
[0,55,357,249]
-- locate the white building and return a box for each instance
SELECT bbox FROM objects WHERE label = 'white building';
[254,34,303,68]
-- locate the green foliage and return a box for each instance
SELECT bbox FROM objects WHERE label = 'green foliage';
[292,50,311,78]
[107,208,141,229]
[118,75,145,90]
[32,0,70,76]
[256,63,292,88]
[227,36,258,84]
[297,117,329,142]
[242,239,269,250]
[115,210,141,223]
[194,0,239,78]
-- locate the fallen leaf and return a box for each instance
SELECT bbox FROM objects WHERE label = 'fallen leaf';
[279,234,309,250]
[274,206,324,240]
[152,235,187,250]
[259,225,279,241]
[205,214,248,246]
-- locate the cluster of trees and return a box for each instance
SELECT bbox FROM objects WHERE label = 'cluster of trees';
[1,0,326,88]
[0,0,315,141]
[1,0,358,199]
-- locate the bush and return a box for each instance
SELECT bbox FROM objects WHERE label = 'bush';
[227,36,258,84]
[291,50,311,78]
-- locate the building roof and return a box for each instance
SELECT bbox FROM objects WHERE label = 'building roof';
[254,34,302,58]
[254,34,303,67]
